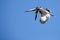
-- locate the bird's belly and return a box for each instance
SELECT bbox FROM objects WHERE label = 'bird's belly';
[40,16,47,22]
[41,14,50,22]
[40,14,51,24]
[40,16,47,24]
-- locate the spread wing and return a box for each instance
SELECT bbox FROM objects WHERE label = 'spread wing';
[35,14,37,21]
[45,8,54,16]
[45,8,50,12]
[25,8,36,12]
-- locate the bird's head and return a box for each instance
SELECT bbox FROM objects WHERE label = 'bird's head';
[36,6,41,10]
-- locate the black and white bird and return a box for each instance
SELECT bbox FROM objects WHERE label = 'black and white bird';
[25,6,54,24]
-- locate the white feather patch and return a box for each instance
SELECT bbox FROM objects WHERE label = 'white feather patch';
[40,16,47,22]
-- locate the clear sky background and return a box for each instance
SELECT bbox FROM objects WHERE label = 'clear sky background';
[0,0,60,40]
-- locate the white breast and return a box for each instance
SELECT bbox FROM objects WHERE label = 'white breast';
[40,16,47,22]
[40,14,51,23]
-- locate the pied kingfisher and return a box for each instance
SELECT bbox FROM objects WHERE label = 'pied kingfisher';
[25,6,54,24]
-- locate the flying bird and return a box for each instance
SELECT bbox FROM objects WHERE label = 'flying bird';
[25,6,54,24]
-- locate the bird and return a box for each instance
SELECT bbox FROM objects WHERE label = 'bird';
[25,6,54,24]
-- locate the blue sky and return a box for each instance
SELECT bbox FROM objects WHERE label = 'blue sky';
[0,0,60,40]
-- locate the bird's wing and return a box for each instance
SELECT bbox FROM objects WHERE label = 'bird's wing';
[39,9,42,14]
[25,8,36,12]
[45,8,50,12]
[45,8,54,16]
[35,14,37,21]
[39,8,45,14]
[50,13,54,16]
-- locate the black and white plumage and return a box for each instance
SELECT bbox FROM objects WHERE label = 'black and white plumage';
[25,6,53,24]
